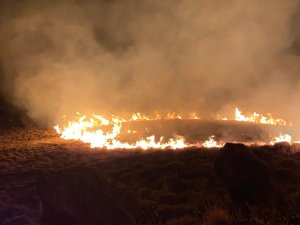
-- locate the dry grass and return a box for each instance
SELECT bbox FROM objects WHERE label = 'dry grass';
[0,128,130,173]
[1,128,300,224]
[203,207,231,225]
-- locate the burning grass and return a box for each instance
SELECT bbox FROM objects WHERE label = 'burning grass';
[1,127,300,224]
[53,108,296,150]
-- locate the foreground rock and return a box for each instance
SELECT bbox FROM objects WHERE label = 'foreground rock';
[214,143,273,204]
[37,166,145,225]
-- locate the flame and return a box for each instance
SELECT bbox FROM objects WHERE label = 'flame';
[189,112,200,120]
[54,108,294,150]
[54,113,190,149]
[202,136,224,148]
[270,133,292,145]
[166,112,182,120]
[216,108,290,125]
[234,108,290,125]
[126,130,137,134]
[216,114,228,121]
[131,113,150,121]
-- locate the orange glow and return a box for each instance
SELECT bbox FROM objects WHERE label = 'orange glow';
[234,108,290,125]
[202,136,224,148]
[270,133,292,145]
[189,112,200,120]
[131,113,150,121]
[217,108,290,125]
[165,112,182,120]
[54,108,295,149]
[54,113,190,149]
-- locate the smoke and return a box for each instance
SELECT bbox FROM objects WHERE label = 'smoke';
[0,0,300,125]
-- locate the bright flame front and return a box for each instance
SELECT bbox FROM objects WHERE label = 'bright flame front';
[234,108,290,126]
[54,113,190,149]
[54,108,297,150]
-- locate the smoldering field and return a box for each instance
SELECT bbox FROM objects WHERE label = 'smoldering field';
[2,0,300,225]
[1,0,300,125]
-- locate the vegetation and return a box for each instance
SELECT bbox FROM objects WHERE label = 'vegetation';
[1,129,300,224]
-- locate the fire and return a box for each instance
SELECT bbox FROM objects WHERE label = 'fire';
[217,108,290,126]
[216,114,228,121]
[165,112,182,120]
[54,113,190,149]
[270,133,292,145]
[234,108,290,126]
[202,136,224,148]
[54,108,295,150]
[189,112,200,120]
[131,113,150,121]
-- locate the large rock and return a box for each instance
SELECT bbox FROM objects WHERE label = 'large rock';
[37,166,145,225]
[214,143,273,204]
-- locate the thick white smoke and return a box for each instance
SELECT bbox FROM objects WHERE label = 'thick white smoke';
[0,0,299,125]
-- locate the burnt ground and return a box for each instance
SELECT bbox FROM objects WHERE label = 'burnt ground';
[1,103,300,225]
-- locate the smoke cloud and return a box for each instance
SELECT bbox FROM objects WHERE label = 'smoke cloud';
[0,0,300,125]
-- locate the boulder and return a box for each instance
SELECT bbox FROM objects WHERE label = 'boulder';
[214,143,273,204]
[37,166,145,225]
